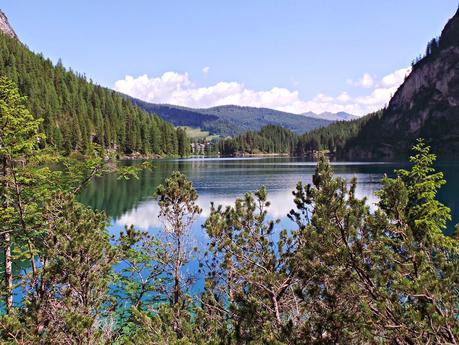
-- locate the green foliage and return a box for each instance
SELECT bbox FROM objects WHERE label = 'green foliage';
[203,187,299,343]
[1,192,116,344]
[295,111,380,156]
[287,145,459,343]
[0,76,50,313]
[116,303,221,345]
[112,226,168,334]
[177,128,191,158]
[217,117,381,157]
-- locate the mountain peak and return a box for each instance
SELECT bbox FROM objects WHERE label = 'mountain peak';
[0,10,18,39]
[301,111,357,122]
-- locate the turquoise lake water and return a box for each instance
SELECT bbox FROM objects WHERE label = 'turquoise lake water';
[79,157,459,238]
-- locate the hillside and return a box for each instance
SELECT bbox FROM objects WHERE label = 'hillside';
[0,13,188,157]
[129,98,331,137]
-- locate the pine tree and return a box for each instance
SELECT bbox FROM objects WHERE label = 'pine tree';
[204,187,300,343]
[16,192,116,344]
[155,171,201,335]
[0,76,44,313]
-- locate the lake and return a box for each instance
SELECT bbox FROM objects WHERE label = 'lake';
[79,157,459,239]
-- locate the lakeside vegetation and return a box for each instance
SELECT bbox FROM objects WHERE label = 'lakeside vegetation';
[1,77,459,344]
[217,116,379,158]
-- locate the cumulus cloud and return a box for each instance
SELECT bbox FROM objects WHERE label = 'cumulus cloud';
[348,73,374,88]
[380,67,410,88]
[114,67,411,116]
[202,66,210,76]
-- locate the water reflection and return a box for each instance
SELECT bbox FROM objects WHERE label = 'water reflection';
[78,157,459,236]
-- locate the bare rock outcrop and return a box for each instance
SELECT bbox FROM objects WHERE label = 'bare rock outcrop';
[0,10,17,39]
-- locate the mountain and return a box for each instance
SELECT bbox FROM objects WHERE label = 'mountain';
[302,111,358,122]
[295,7,459,159]
[342,7,459,159]
[0,10,187,157]
[0,10,17,39]
[128,99,331,137]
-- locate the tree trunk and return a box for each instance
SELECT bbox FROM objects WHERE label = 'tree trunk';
[3,231,13,312]
[271,292,282,327]
[173,236,181,306]
[2,156,13,312]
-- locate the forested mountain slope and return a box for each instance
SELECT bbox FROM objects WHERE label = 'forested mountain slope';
[0,18,186,156]
[129,99,331,137]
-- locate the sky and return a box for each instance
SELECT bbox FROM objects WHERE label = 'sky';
[3,1,458,115]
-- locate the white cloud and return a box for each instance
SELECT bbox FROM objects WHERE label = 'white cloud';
[336,92,351,103]
[202,66,210,76]
[114,67,412,116]
[115,73,300,110]
[380,67,411,88]
[349,73,374,88]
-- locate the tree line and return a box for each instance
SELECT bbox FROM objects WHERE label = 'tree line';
[1,76,459,344]
[218,125,299,156]
[0,32,190,157]
[218,116,380,158]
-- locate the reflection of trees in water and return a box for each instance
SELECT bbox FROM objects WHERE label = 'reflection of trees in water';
[438,165,459,235]
[78,160,211,219]
[78,159,459,235]
[78,161,175,219]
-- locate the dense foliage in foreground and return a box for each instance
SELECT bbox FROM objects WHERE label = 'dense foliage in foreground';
[0,32,191,156]
[1,79,459,344]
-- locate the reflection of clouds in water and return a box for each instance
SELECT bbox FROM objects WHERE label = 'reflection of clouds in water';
[117,191,296,231]
[117,180,383,231]
[117,199,162,230]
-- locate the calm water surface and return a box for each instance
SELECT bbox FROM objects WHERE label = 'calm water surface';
[79,157,459,238]
[77,157,459,292]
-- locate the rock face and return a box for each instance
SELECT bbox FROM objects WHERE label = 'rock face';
[345,7,459,159]
[0,10,17,39]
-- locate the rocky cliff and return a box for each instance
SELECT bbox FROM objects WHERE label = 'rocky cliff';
[0,10,17,39]
[345,7,459,159]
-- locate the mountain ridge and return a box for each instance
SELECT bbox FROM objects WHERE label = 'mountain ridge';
[128,98,334,137]
[302,111,357,121]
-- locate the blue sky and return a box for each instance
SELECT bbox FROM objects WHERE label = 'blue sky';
[3,1,458,115]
